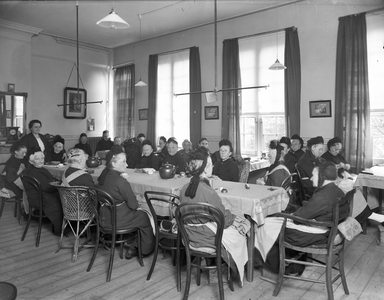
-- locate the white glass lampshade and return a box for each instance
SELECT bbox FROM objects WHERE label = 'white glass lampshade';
[135,79,147,87]
[268,59,286,70]
[97,9,130,30]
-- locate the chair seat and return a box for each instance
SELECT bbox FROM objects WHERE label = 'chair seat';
[0,281,17,300]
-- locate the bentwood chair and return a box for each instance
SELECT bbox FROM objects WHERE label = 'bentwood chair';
[176,202,234,300]
[52,184,97,262]
[295,163,311,203]
[21,174,52,247]
[272,189,356,300]
[144,191,181,291]
[0,188,22,225]
[281,172,302,213]
[87,187,144,282]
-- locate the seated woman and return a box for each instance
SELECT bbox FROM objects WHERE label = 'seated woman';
[22,147,63,235]
[178,139,193,162]
[1,142,27,199]
[97,145,155,259]
[180,146,248,283]
[48,135,67,164]
[158,136,168,156]
[62,148,95,187]
[256,161,384,274]
[136,140,161,171]
[212,139,239,182]
[74,133,92,157]
[257,140,290,187]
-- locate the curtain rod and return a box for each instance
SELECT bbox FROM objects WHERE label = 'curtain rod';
[152,46,192,57]
[112,61,134,70]
[227,26,296,42]
[340,6,384,19]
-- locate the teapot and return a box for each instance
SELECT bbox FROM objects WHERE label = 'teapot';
[86,156,102,168]
[159,163,176,179]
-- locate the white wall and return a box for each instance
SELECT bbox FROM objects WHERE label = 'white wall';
[114,0,382,147]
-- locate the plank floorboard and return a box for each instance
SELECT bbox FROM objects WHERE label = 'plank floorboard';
[1,204,383,300]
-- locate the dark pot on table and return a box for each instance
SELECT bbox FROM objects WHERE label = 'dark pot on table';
[159,163,176,179]
[86,156,102,168]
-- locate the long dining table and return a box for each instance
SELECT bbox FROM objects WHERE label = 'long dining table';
[44,164,289,282]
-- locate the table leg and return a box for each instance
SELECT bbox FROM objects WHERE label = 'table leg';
[362,187,368,234]
[245,215,254,282]
[379,189,383,214]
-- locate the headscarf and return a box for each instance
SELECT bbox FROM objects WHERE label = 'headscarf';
[268,140,284,172]
[97,145,125,185]
[327,137,342,149]
[314,160,337,193]
[307,136,324,149]
[184,146,210,199]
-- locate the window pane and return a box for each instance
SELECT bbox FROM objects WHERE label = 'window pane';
[156,50,190,143]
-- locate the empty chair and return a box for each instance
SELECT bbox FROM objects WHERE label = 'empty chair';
[0,188,22,225]
[144,191,181,291]
[176,202,234,300]
[53,184,97,262]
[87,187,144,282]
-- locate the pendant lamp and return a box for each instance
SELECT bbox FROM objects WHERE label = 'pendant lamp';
[97,4,130,30]
[135,14,147,87]
[269,2,286,71]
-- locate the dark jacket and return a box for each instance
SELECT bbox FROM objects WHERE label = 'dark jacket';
[213,158,239,182]
[19,132,53,162]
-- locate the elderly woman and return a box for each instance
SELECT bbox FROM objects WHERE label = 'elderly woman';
[178,139,193,162]
[158,136,168,156]
[136,140,161,171]
[62,148,95,187]
[212,139,239,182]
[179,146,248,282]
[258,140,290,187]
[19,119,53,162]
[97,145,155,259]
[1,142,27,198]
[74,133,92,157]
[48,135,67,164]
[22,147,63,234]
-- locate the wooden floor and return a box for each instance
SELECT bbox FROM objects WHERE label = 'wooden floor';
[1,204,384,300]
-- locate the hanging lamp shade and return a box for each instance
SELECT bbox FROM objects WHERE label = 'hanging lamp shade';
[135,79,147,87]
[97,8,130,29]
[268,59,286,70]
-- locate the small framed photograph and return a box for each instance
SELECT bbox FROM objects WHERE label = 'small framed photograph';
[8,84,15,93]
[309,100,332,118]
[64,87,87,119]
[205,106,219,120]
[139,109,148,120]
[87,118,95,131]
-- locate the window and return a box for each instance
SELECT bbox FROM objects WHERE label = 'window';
[367,13,384,161]
[239,32,285,156]
[155,50,190,144]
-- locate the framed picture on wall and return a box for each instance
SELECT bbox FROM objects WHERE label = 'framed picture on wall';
[309,100,332,118]
[7,84,15,93]
[205,106,219,120]
[139,109,148,120]
[63,87,87,119]
[87,118,95,131]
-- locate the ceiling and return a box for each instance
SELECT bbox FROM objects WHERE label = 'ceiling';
[0,0,295,49]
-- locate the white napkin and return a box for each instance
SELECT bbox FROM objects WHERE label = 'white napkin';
[142,168,156,175]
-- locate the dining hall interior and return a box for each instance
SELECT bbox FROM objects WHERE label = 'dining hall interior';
[0,0,383,299]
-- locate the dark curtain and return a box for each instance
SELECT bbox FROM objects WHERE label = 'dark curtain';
[147,54,158,145]
[222,38,242,155]
[114,65,135,140]
[284,27,301,136]
[189,47,202,149]
[335,13,371,173]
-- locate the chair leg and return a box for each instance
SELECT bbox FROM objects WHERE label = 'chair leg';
[87,223,100,272]
[146,231,159,280]
[339,250,349,295]
[0,197,5,219]
[325,253,334,300]
[137,231,144,267]
[16,197,22,225]
[36,208,44,247]
[183,254,192,300]
[217,262,224,300]
[72,220,81,262]
[176,241,181,292]
[273,241,286,296]
[21,206,33,242]
[196,257,201,286]
[56,219,67,253]
[106,236,117,282]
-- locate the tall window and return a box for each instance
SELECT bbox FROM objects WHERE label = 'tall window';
[367,13,384,162]
[155,50,190,143]
[238,32,285,156]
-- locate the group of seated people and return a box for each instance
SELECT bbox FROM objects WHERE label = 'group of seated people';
[3,118,383,283]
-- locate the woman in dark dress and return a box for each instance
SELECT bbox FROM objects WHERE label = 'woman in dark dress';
[1,142,27,198]
[136,140,161,170]
[74,133,93,157]
[262,140,290,187]
[22,147,63,234]
[97,146,155,258]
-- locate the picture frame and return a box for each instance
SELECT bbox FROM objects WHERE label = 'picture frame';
[139,109,148,120]
[64,87,87,119]
[309,100,332,118]
[87,118,95,131]
[205,106,219,120]
[8,83,15,93]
